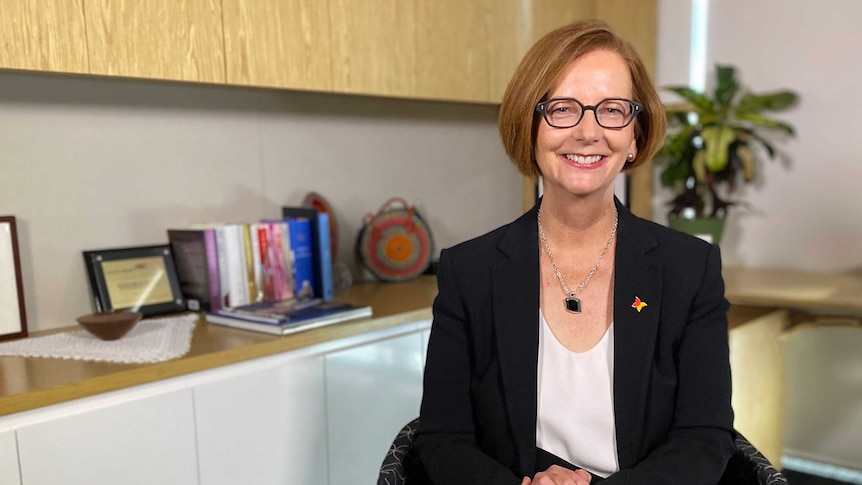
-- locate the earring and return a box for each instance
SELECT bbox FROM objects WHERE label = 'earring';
[626,153,634,161]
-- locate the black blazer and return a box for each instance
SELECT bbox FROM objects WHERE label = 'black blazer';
[416,200,736,485]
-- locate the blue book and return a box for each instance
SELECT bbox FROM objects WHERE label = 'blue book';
[283,206,328,299]
[205,299,372,335]
[316,212,334,300]
[286,217,315,299]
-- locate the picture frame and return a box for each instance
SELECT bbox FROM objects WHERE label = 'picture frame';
[82,244,185,317]
[0,216,28,341]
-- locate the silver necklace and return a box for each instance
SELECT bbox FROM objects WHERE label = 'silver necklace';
[537,207,618,314]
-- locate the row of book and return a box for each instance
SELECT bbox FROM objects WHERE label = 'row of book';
[167,206,334,314]
[168,207,371,335]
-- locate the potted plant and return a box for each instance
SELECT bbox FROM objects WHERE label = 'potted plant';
[655,65,798,243]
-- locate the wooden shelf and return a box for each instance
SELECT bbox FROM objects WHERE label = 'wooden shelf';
[5,267,854,419]
[0,276,438,417]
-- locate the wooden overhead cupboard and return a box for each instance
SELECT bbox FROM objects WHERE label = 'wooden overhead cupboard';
[0,0,89,74]
[0,0,656,213]
[1,0,656,102]
[83,0,226,83]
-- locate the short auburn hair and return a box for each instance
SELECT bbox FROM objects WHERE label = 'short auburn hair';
[499,20,666,177]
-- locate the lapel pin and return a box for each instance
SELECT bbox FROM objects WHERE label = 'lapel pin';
[631,296,647,312]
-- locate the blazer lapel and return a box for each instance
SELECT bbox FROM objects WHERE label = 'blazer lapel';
[612,201,662,468]
[492,204,541,476]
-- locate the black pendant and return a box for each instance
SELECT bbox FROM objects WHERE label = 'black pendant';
[565,296,582,313]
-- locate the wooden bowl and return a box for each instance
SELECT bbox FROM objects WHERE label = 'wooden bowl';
[76,311,142,341]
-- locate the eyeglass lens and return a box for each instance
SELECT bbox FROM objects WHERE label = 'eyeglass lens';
[543,99,635,128]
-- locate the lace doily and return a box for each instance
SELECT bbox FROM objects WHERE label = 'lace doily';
[0,314,197,364]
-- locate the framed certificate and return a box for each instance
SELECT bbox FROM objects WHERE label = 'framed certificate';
[0,216,28,341]
[83,245,185,317]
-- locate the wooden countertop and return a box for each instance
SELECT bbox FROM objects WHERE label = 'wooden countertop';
[0,276,439,418]
[2,267,860,418]
[723,266,862,315]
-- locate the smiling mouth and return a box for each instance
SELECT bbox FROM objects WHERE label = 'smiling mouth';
[564,154,604,165]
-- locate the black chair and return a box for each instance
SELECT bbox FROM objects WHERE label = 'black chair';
[377,417,788,485]
[378,417,421,485]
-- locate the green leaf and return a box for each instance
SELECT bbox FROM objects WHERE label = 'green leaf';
[758,139,777,159]
[665,103,698,116]
[735,113,795,135]
[661,125,696,159]
[736,91,798,114]
[701,125,736,172]
[714,65,740,108]
[734,127,775,158]
[692,150,708,181]
[657,63,798,215]
[660,158,691,188]
[664,87,714,113]
[736,144,756,181]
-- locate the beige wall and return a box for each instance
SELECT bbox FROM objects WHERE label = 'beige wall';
[657,0,862,470]
[0,72,522,332]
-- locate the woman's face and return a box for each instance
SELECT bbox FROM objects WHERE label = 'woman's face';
[535,49,638,201]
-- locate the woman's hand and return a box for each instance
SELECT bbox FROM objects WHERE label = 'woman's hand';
[521,465,591,484]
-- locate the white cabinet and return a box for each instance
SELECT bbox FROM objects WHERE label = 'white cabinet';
[421,328,431,365]
[0,431,20,485]
[2,319,432,485]
[194,355,328,485]
[325,332,426,485]
[16,389,198,485]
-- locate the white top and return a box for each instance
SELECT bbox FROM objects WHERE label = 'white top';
[536,311,619,478]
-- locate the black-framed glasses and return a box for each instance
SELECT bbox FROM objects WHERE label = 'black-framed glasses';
[535,97,643,129]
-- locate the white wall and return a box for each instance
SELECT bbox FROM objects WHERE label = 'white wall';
[706,1,862,272]
[0,72,522,332]
[656,0,862,272]
[657,0,862,471]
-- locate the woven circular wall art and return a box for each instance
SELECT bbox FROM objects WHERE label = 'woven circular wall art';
[356,198,433,282]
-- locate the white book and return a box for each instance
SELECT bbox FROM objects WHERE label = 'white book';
[222,223,249,307]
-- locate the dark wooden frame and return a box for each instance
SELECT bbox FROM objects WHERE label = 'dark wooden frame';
[0,216,28,341]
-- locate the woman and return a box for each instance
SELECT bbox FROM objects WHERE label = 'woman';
[414,20,736,485]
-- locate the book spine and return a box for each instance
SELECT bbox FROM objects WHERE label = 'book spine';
[223,224,249,307]
[305,212,323,300]
[205,313,282,335]
[203,228,222,312]
[241,223,258,304]
[316,212,334,300]
[286,217,315,299]
[212,226,231,309]
[278,222,295,298]
[267,222,291,301]
[249,223,263,303]
[257,225,275,301]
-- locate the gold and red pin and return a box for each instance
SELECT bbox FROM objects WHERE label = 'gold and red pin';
[631,296,648,312]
